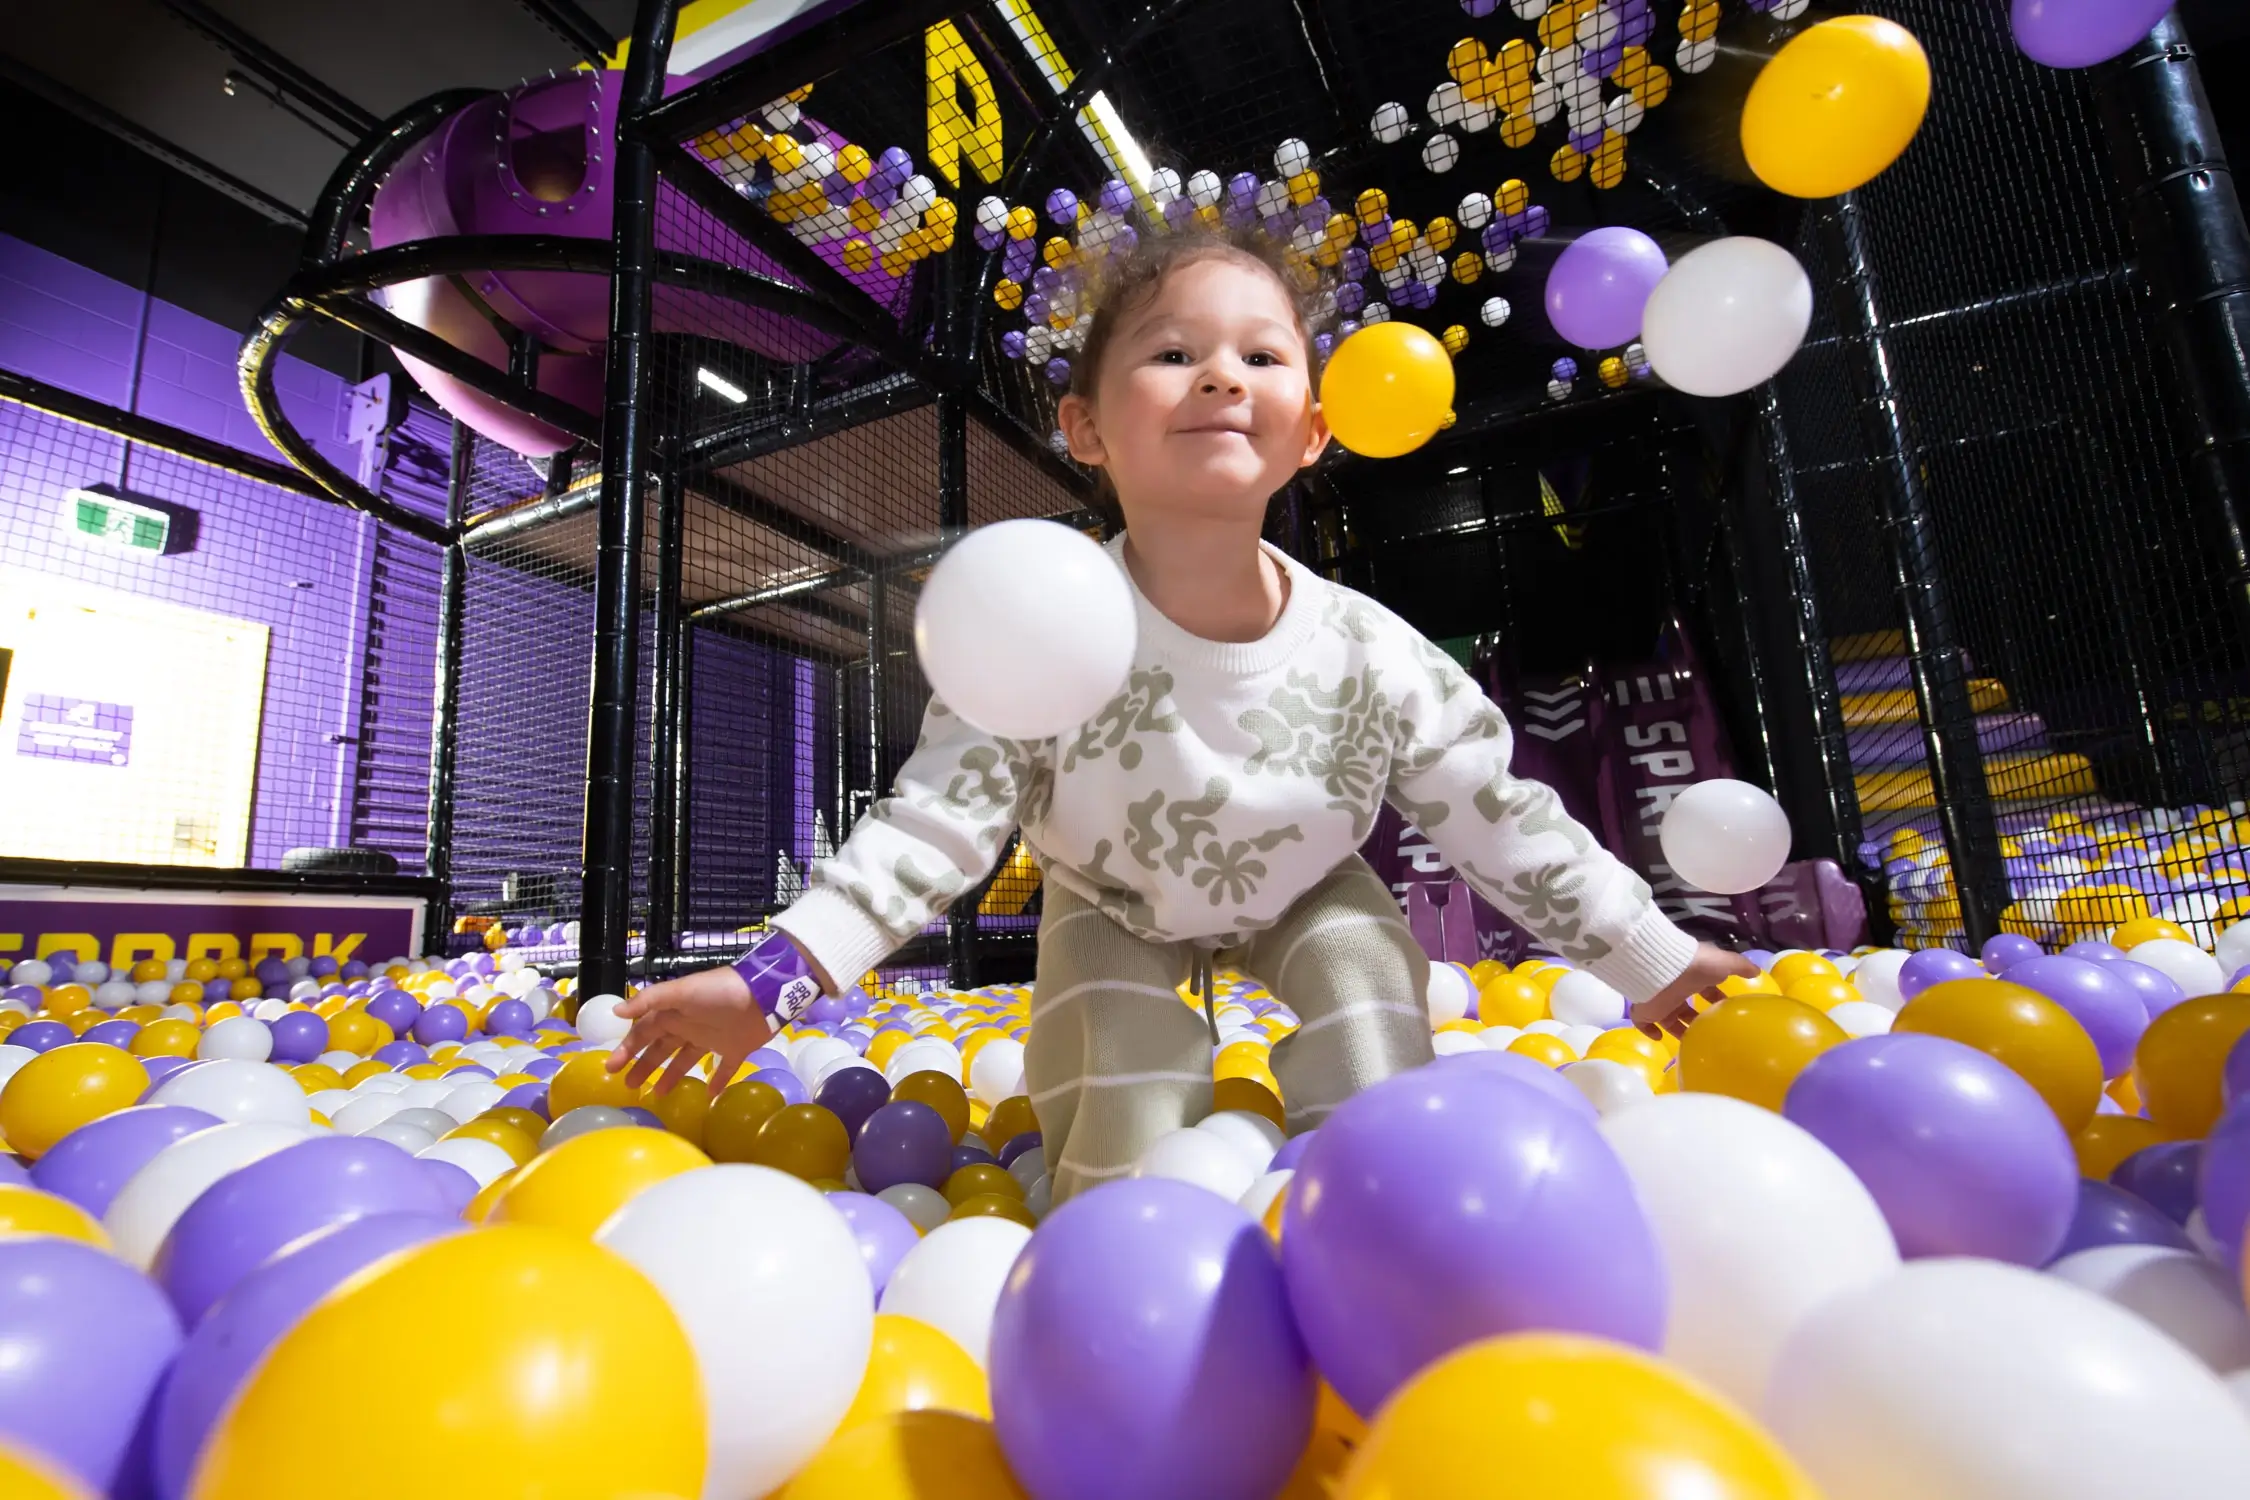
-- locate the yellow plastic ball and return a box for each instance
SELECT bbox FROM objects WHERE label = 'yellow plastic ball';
[1477,974,1548,1029]
[1767,953,1841,990]
[778,1410,1026,1500]
[0,1043,150,1159]
[192,1226,705,1500]
[1337,1334,1820,1499]
[342,1059,393,1089]
[1507,1033,1577,1069]
[2073,1113,2171,1181]
[546,1049,641,1118]
[441,1116,541,1167]
[129,960,167,984]
[488,1125,708,1236]
[127,1018,200,1059]
[942,1163,1023,1207]
[0,1440,94,1500]
[1213,1075,1288,1131]
[2112,916,2194,949]
[948,1191,1037,1227]
[1319,323,1457,459]
[40,985,91,1018]
[838,1313,990,1435]
[1215,1040,1271,1080]
[748,1103,853,1182]
[1894,978,2105,1132]
[1782,976,1858,1013]
[1741,16,1931,198]
[1678,994,1846,1113]
[704,1078,790,1164]
[892,1071,971,1143]
[0,1183,111,1246]
[1584,1027,1668,1086]
[640,1076,711,1148]
[980,1094,1039,1152]
[289,1057,346,1092]
[1440,324,1469,356]
[324,1009,384,1056]
[2135,993,2250,1138]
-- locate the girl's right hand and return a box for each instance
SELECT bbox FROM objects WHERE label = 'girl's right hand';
[604,965,777,1098]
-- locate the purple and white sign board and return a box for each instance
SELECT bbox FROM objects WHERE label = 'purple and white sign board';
[16,694,132,767]
[0,887,424,972]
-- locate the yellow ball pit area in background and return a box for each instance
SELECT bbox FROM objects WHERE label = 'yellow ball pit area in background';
[486,1126,710,1236]
[1319,322,1456,458]
[189,1225,706,1500]
[778,1410,1026,1500]
[0,1183,111,1247]
[1338,1335,1820,1500]
[0,1043,149,1158]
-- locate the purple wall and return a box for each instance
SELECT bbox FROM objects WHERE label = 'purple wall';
[0,232,428,868]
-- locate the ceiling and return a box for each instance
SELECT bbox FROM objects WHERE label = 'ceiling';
[1,0,638,220]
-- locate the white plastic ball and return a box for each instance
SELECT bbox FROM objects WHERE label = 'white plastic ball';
[1240,1169,1292,1221]
[1522,1018,1572,1037]
[914,520,1138,740]
[137,981,174,1006]
[1560,1024,1605,1058]
[1371,101,1411,144]
[11,960,58,987]
[1361,300,1389,324]
[1186,169,1223,208]
[1824,1000,1895,1038]
[1457,192,1493,230]
[1194,1109,1285,1173]
[877,1216,1032,1368]
[93,981,139,1010]
[352,1073,410,1095]
[148,1059,310,1126]
[1274,137,1312,177]
[394,1080,455,1112]
[2048,1244,2250,1373]
[576,992,631,1045]
[1561,1058,1654,1117]
[360,1117,438,1155]
[1479,295,1512,327]
[1433,1030,1486,1056]
[1426,82,1465,127]
[417,1135,516,1188]
[314,1050,360,1072]
[1421,132,1460,174]
[331,1092,411,1135]
[0,1044,37,1093]
[967,1037,1026,1106]
[1548,970,1626,1027]
[1134,1126,1258,1202]
[104,1121,314,1268]
[2127,939,2225,998]
[877,1182,951,1234]
[284,957,310,979]
[197,1015,274,1062]
[1642,238,1814,397]
[250,999,290,1022]
[2215,920,2250,980]
[1658,779,1792,895]
[1850,950,1912,1010]
[1147,167,1182,206]
[305,1089,357,1119]
[1423,961,1473,1028]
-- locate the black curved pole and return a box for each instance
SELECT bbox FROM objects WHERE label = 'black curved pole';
[303,89,488,264]
[580,0,679,1002]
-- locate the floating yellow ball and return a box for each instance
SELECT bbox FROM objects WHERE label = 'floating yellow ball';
[1319,322,1456,459]
[191,1226,706,1500]
[1742,16,1931,199]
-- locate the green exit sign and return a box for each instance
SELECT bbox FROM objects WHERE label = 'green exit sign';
[60,485,197,556]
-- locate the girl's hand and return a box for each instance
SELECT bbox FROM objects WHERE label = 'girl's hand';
[1632,943,1760,1040]
[604,965,777,1098]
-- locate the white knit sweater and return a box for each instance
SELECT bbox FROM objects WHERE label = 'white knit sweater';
[773,536,1697,1002]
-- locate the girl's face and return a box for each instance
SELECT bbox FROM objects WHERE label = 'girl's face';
[1058,254,1330,528]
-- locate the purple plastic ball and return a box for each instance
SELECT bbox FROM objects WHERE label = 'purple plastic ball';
[1269,1131,1315,1174]
[997,1130,1043,1166]
[1282,1067,1664,1417]
[2225,1029,2250,1111]
[373,1040,431,1070]
[1785,1033,2077,1265]
[1981,933,2043,972]
[1896,947,1984,1002]
[81,1019,140,1050]
[2005,956,2147,1077]
[951,1141,997,1174]
[30,1105,220,1218]
[1098,177,1134,215]
[340,961,369,980]
[992,1178,1314,1500]
[1551,357,1580,383]
[2063,939,2126,964]
[853,1100,954,1193]
[253,959,290,987]
[2111,1140,2201,1225]
[201,978,234,1004]
[1000,330,1027,361]
[139,1055,194,1091]
[484,999,534,1037]
[9,1020,72,1053]
[365,990,421,1035]
[265,1011,329,1064]
[815,1064,893,1140]
[751,1066,807,1106]
[411,1003,469,1047]
[2108,958,2185,1020]
[1045,356,1072,386]
[497,1083,550,1119]
[2049,1178,2192,1261]
[307,956,339,980]
[1226,172,1259,205]
[825,1190,921,1297]
[620,1107,663,1129]
[1044,187,1078,225]
[2196,1101,2250,1261]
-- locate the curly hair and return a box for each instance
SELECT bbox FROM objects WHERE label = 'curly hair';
[1061,220,1337,532]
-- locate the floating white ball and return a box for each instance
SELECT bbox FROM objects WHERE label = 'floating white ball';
[1421,132,1460,174]
[1640,237,1814,397]
[576,992,631,1045]
[1480,296,1512,327]
[914,520,1138,741]
[1658,778,1792,895]
[1370,101,1412,144]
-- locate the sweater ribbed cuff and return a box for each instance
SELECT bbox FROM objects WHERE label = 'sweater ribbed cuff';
[1585,905,1700,1005]
[769,887,901,997]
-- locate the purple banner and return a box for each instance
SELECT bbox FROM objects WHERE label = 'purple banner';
[0,889,423,971]
[17,694,132,767]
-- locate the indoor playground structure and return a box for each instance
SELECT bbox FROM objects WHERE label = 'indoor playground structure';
[4,0,2250,1495]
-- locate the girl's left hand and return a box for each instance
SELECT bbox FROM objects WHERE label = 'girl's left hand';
[1632,943,1760,1040]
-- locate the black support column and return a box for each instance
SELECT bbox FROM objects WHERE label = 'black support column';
[646,462,688,968]
[422,419,471,955]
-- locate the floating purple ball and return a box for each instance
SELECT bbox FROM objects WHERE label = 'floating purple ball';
[1551,357,1580,383]
[1981,932,2043,972]
[2011,0,2173,70]
[1000,329,1026,361]
[973,223,1004,252]
[1022,291,1049,323]
[825,1190,921,1298]
[1785,1033,2077,1266]
[2111,1140,2201,1225]
[1544,230,1669,351]
[815,1064,893,1139]
[853,1099,954,1193]
[1896,946,1984,1002]
[1341,246,1370,281]
[1282,1067,1664,1417]
[2005,955,2146,1077]
[265,1010,328,1063]
[993,1177,1314,1500]
[1044,186,1079,226]
[1225,172,1259,206]
[1044,356,1072,386]
[1098,178,1133,215]
[30,1105,220,1218]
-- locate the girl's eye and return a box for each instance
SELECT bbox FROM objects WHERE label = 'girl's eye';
[1246,351,1280,367]
[1153,349,1190,364]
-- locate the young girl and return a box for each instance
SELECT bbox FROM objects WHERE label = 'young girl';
[609,226,1751,1201]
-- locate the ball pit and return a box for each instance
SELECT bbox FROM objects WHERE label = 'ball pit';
[1,930,2248,1496]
